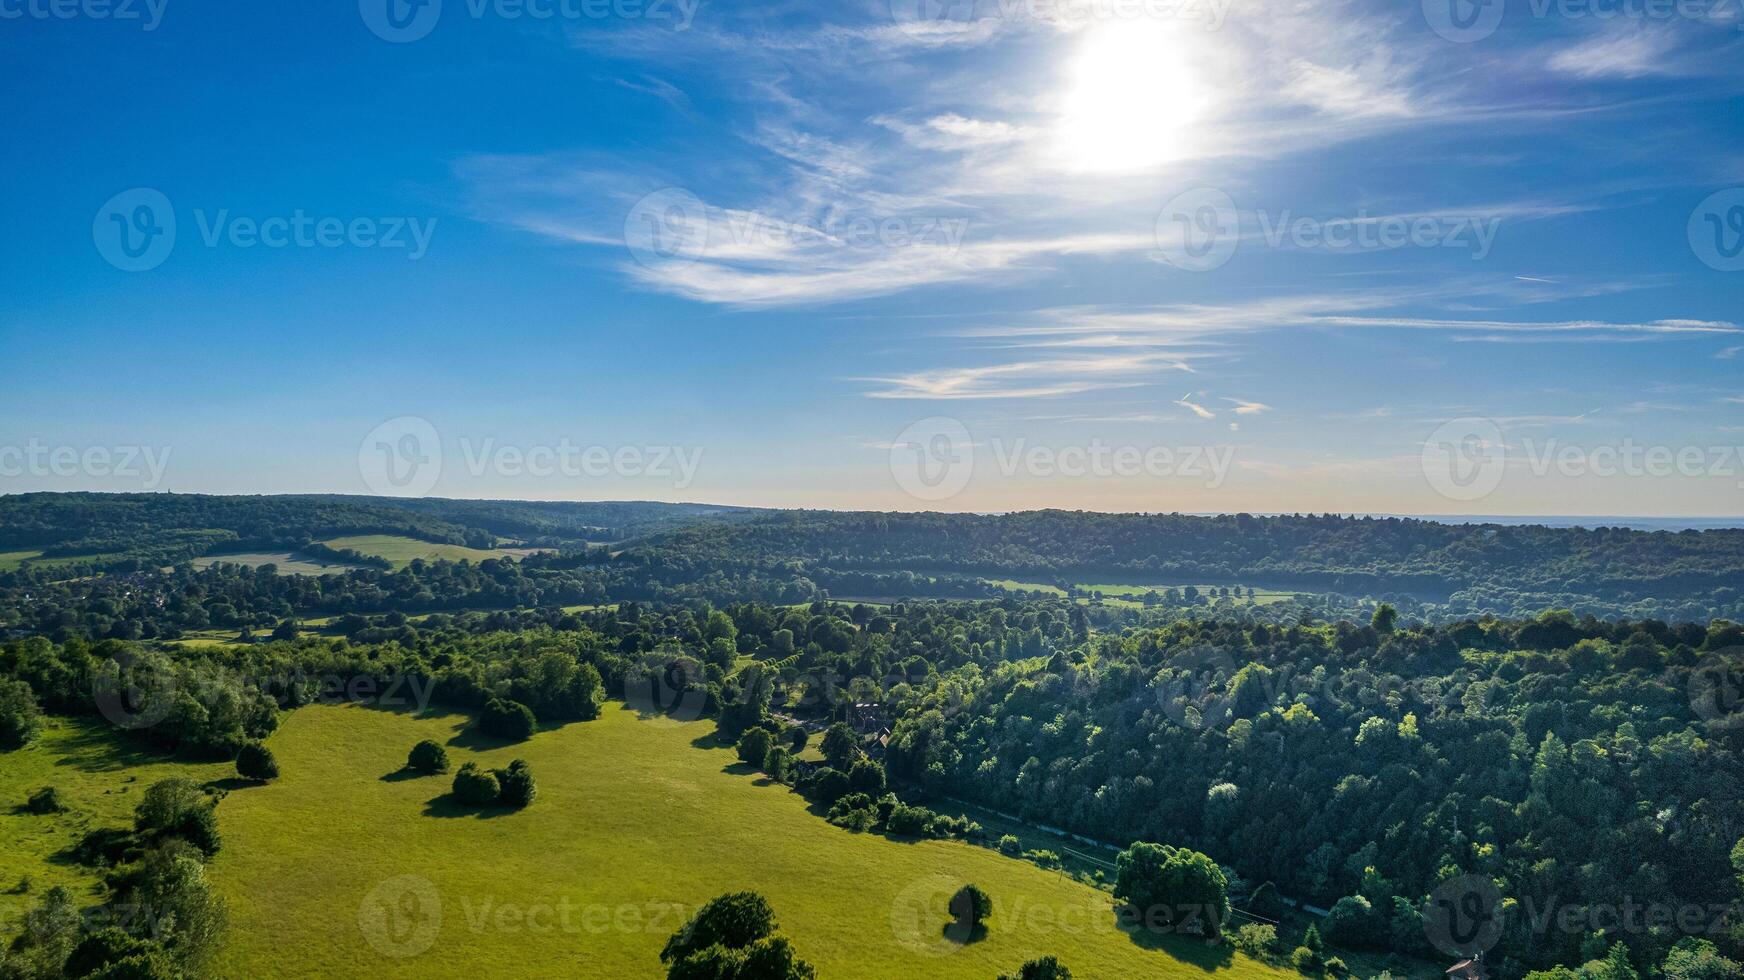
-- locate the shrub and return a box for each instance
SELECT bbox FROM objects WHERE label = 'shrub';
[452,762,500,806]
[819,723,859,769]
[65,927,154,977]
[235,741,279,782]
[493,759,536,809]
[479,698,537,741]
[1324,894,1386,950]
[786,726,808,751]
[407,739,449,774]
[884,802,936,837]
[1324,957,1347,975]
[826,793,878,832]
[802,767,851,806]
[1248,880,1284,920]
[1113,841,1230,937]
[1291,946,1320,972]
[27,786,65,815]
[999,834,1023,856]
[135,779,220,856]
[660,891,814,980]
[1234,923,1279,958]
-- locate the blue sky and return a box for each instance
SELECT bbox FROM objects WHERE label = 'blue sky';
[1,0,1740,515]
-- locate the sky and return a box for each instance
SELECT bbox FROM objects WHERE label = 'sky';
[0,0,1741,516]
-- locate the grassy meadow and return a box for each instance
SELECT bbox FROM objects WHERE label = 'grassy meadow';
[190,550,368,575]
[989,579,1298,608]
[320,535,548,569]
[0,718,232,931]
[201,703,1299,980]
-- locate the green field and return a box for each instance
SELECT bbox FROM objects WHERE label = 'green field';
[0,549,43,572]
[205,703,1297,980]
[320,535,548,569]
[191,550,367,575]
[989,580,1297,607]
[0,718,231,932]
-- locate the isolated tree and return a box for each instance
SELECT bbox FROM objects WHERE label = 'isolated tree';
[480,697,537,741]
[452,762,500,806]
[135,779,221,855]
[786,725,808,751]
[235,741,279,782]
[660,891,814,980]
[407,739,449,774]
[999,957,1073,980]
[270,619,299,641]
[950,883,992,927]
[493,759,536,809]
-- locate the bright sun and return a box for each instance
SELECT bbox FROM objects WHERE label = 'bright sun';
[1056,21,1211,173]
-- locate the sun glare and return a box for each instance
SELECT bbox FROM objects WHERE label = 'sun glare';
[1056,21,1211,173]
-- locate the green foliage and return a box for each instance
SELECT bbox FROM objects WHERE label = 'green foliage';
[1113,842,1230,937]
[493,759,536,810]
[998,957,1073,980]
[819,723,859,769]
[1232,924,1278,959]
[0,678,41,748]
[1247,881,1283,920]
[1323,895,1385,950]
[452,762,500,806]
[660,891,815,980]
[1662,939,1743,980]
[950,883,992,925]
[999,834,1022,856]
[1290,946,1319,973]
[735,727,774,768]
[235,741,278,782]
[479,698,537,741]
[134,779,220,856]
[407,738,449,774]
[846,758,885,795]
[25,786,64,815]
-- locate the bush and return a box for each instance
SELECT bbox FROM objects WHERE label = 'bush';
[846,758,886,795]
[235,741,279,782]
[659,891,815,980]
[1234,923,1279,958]
[407,739,449,774]
[1291,946,1320,972]
[452,762,500,806]
[1248,880,1284,920]
[826,793,878,832]
[27,786,65,815]
[479,698,537,741]
[999,834,1023,856]
[1324,956,1347,975]
[1324,894,1386,950]
[802,767,851,806]
[1113,841,1230,936]
[135,779,220,856]
[884,802,936,837]
[494,759,536,809]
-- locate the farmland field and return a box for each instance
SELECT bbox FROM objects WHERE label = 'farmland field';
[320,535,549,569]
[0,549,43,572]
[205,703,1297,980]
[190,550,368,575]
[989,579,1297,606]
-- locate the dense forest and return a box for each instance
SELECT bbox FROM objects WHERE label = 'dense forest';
[2,495,1741,625]
[2,596,1739,979]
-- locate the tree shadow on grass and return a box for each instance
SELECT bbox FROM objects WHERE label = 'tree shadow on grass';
[690,731,732,751]
[1116,918,1237,970]
[444,726,522,752]
[942,921,989,946]
[203,777,259,793]
[421,793,515,820]
[379,768,431,783]
[49,725,173,774]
